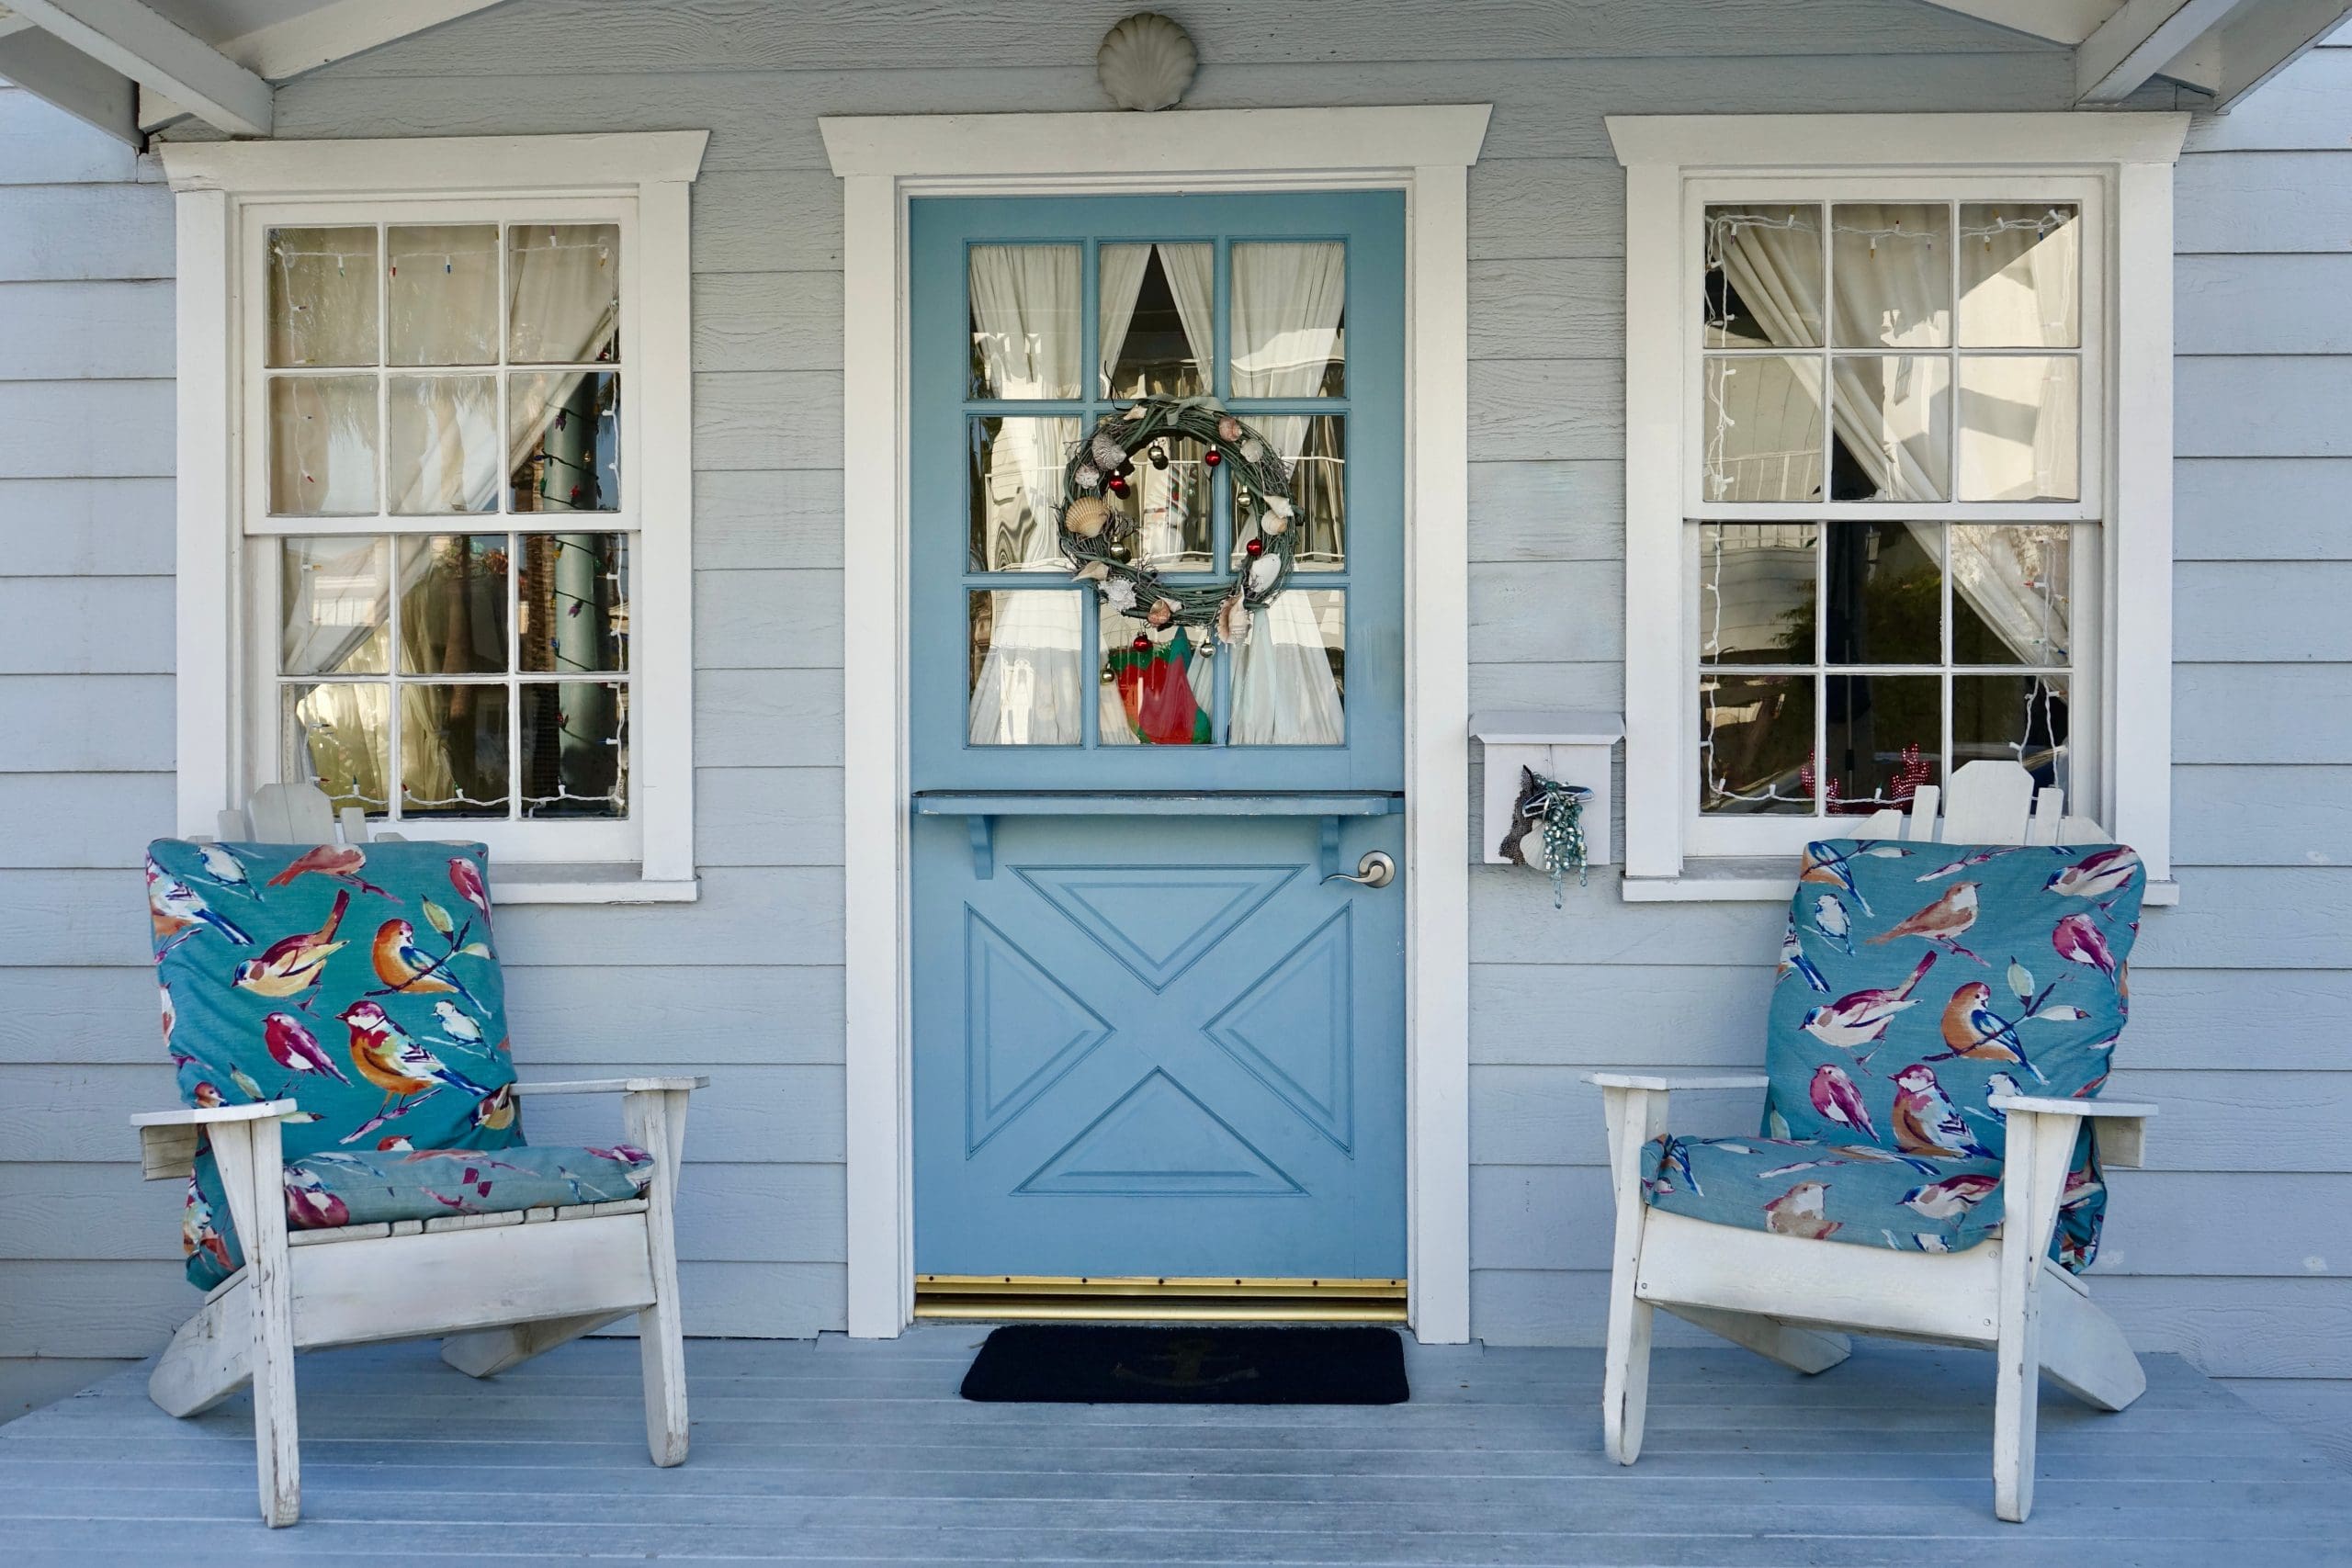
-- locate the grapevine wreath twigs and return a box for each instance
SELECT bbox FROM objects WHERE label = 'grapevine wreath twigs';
[1057,395,1297,642]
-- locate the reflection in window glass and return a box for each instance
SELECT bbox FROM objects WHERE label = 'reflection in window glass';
[388,375,499,513]
[281,536,390,675]
[1704,205,1823,349]
[1952,525,2070,666]
[267,226,379,367]
[270,375,380,515]
[398,535,508,676]
[1832,355,1950,501]
[1231,590,1344,746]
[1102,611,1214,746]
[507,224,618,365]
[521,682,627,818]
[520,533,628,672]
[1956,673,2070,794]
[969,416,1084,571]
[1826,674,1939,815]
[1699,523,1815,664]
[1101,243,1210,398]
[1826,522,1940,666]
[285,682,390,817]
[1959,356,2078,502]
[969,590,1083,746]
[401,683,510,817]
[1704,355,1824,502]
[1830,204,1951,348]
[1234,416,1345,571]
[1960,204,2079,348]
[510,372,619,513]
[1700,672,1814,814]
[1231,242,1345,397]
[968,244,1081,400]
[1110,434,1212,571]
[388,224,500,366]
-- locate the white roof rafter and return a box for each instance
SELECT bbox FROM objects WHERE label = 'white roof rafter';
[1917,0,2352,107]
[7,0,270,135]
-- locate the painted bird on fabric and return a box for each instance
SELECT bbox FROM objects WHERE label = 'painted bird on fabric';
[471,1082,517,1133]
[263,1010,351,1087]
[1812,893,1856,954]
[2045,846,2140,902]
[1763,1180,1840,1240]
[447,855,493,928]
[1869,882,1984,963]
[147,860,253,952]
[192,842,258,897]
[1778,920,1831,994]
[266,843,390,899]
[282,1167,350,1230]
[339,998,490,1114]
[182,1180,233,1273]
[1914,845,2028,883]
[371,919,487,1013]
[2051,911,2120,979]
[1900,1171,1999,1220]
[231,888,350,1010]
[1800,952,1938,1051]
[1807,1063,1880,1143]
[1798,842,1878,915]
[433,999,484,1046]
[1892,1063,1997,1160]
[1929,982,2047,1083]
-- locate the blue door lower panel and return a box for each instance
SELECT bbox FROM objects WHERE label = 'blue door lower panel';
[912,813,1406,1279]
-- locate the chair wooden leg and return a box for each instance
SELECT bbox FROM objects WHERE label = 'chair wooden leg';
[151,1274,253,1417]
[1662,1304,1852,1375]
[211,1121,300,1527]
[2037,1269,2146,1414]
[627,1089,690,1467]
[442,1310,634,1380]
[1990,1113,2077,1524]
[1600,1086,1668,1466]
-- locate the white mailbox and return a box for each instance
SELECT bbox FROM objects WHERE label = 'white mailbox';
[1470,710,1625,870]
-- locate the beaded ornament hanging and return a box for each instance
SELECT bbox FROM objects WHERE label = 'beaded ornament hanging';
[1501,766,1593,908]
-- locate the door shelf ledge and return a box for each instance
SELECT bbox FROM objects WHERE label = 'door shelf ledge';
[912,791,1404,878]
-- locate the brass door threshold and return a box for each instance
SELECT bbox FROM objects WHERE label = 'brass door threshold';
[914,1274,1408,1325]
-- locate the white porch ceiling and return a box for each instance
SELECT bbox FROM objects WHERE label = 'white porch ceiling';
[1915,0,2352,106]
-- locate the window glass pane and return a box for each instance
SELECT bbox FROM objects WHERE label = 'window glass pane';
[1101,243,1210,398]
[1955,673,2070,793]
[508,223,618,365]
[1961,204,2079,348]
[1952,525,2071,666]
[970,416,1083,571]
[1231,242,1345,398]
[269,375,379,515]
[388,375,499,513]
[1231,589,1345,746]
[266,226,379,367]
[519,533,629,672]
[1959,355,2078,502]
[1700,672,1814,814]
[1703,355,1824,502]
[1826,673,1939,815]
[521,682,627,818]
[388,224,499,366]
[284,682,389,817]
[1114,433,1212,571]
[400,683,509,817]
[1102,613,1214,746]
[1832,355,1950,501]
[1830,203,1951,348]
[1698,523,1815,665]
[968,244,1081,400]
[969,590,1083,745]
[1234,416,1343,571]
[1705,205,1823,348]
[1826,521,1940,666]
[510,371,619,512]
[397,535,508,676]
[280,536,390,675]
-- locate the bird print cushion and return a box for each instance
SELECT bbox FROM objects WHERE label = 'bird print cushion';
[146,839,650,1289]
[1645,840,2143,1270]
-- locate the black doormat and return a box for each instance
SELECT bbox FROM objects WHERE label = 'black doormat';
[958,1324,1409,1404]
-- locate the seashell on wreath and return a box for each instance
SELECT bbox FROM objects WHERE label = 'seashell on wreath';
[1063,496,1113,539]
[1097,12,1197,113]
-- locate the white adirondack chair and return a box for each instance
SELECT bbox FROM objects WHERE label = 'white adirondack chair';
[131,784,706,1527]
[1588,761,2154,1523]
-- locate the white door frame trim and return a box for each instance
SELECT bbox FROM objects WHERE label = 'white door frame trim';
[822,105,1490,1341]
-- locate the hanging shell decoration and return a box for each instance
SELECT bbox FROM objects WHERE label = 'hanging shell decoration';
[1096,12,1197,112]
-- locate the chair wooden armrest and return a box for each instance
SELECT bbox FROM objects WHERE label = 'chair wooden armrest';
[1989,1095,2155,1169]
[130,1100,301,1182]
[508,1077,709,1095]
[1584,1072,1770,1093]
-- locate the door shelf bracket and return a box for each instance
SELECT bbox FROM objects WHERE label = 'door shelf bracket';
[913,791,1405,880]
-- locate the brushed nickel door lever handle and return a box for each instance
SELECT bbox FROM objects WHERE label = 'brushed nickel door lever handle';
[1322,851,1396,889]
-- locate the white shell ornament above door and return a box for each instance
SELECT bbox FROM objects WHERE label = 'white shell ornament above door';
[1096,12,1197,111]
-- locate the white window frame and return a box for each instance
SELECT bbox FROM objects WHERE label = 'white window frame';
[158,134,707,902]
[1609,114,2188,904]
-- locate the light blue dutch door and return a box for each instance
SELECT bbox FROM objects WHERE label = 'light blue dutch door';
[909,191,1408,1280]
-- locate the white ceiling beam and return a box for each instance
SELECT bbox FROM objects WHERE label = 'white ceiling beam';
[138,0,508,132]
[2209,0,2352,106]
[2077,0,2261,101]
[0,21,136,144]
[8,0,269,135]
[1910,0,2120,46]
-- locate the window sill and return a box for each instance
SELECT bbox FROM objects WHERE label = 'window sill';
[489,864,701,906]
[1621,861,2180,908]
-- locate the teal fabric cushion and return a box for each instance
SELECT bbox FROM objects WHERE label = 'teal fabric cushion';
[1645,1135,2027,1257]
[144,838,633,1288]
[1644,839,2143,1271]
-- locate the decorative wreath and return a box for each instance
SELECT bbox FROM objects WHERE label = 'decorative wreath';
[1058,395,1297,645]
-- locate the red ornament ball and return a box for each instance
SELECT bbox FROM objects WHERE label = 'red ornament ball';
[1131,634,1150,651]
[1244,537,1266,558]
[1107,474,1129,496]
[1204,448,1222,468]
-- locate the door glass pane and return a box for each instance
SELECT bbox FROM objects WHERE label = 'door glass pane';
[969,590,1083,746]
[1826,673,1939,815]
[266,226,379,367]
[510,371,619,512]
[388,375,499,513]
[521,682,628,817]
[1961,204,2079,348]
[1698,523,1815,664]
[1700,672,1814,814]
[1703,355,1823,502]
[1705,204,1823,348]
[1956,672,2070,792]
[968,244,1081,400]
[1951,525,2071,666]
[1958,355,2078,502]
[519,533,629,671]
[508,223,618,365]
[269,375,379,515]
[1231,242,1345,398]
[970,416,1083,570]
[400,683,510,817]
[397,535,509,676]
[1102,613,1214,746]
[284,682,390,817]
[1833,355,1950,501]
[1230,589,1345,746]
[1826,521,1940,666]
[388,224,499,366]
[280,536,390,675]
[1830,203,1951,348]
[1101,243,1210,398]
[1234,416,1344,570]
[1113,433,1211,571]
